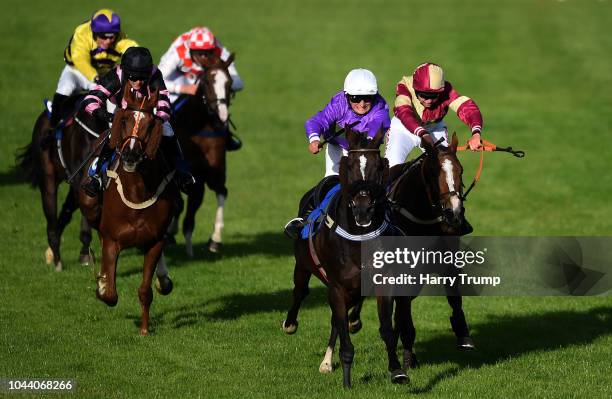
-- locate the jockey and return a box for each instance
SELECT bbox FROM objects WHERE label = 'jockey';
[158,26,244,151]
[49,9,137,135]
[80,47,194,197]
[305,68,391,176]
[284,68,391,239]
[385,62,483,168]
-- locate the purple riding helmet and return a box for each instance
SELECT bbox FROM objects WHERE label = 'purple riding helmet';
[90,9,121,35]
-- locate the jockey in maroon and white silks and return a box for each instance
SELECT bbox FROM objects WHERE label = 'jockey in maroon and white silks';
[385,63,484,166]
[158,26,243,103]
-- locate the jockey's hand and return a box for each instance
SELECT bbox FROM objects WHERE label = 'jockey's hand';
[421,133,434,148]
[309,140,321,154]
[180,84,198,95]
[468,133,482,151]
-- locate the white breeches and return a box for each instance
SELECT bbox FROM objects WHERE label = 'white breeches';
[324,143,348,177]
[384,117,449,167]
[55,65,96,96]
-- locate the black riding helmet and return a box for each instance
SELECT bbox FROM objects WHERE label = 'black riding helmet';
[121,46,153,81]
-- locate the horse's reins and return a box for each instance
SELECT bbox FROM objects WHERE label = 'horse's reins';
[119,97,148,154]
[457,138,525,200]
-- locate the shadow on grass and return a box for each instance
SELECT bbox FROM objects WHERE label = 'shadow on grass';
[403,306,612,393]
[128,285,329,329]
[0,168,27,187]
[116,231,293,278]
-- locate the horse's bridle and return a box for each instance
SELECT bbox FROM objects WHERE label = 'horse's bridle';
[196,68,231,129]
[345,148,387,212]
[118,99,156,156]
[419,154,464,225]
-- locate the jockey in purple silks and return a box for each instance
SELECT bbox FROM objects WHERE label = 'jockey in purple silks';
[284,68,391,239]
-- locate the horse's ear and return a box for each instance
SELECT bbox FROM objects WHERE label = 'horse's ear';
[422,134,435,154]
[339,156,349,189]
[224,52,235,69]
[122,82,133,103]
[147,89,159,108]
[109,109,124,150]
[145,120,163,160]
[450,132,458,153]
[345,124,360,150]
[382,157,390,185]
[368,126,385,149]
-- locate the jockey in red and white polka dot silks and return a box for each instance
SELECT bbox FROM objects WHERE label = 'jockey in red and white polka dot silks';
[385,62,484,167]
[158,26,243,103]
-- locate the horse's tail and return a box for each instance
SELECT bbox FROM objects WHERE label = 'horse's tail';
[14,112,47,188]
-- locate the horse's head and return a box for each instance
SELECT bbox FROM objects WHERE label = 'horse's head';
[339,126,389,227]
[109,84,163,172]
[195,54,234,126]
[421,133,465,233]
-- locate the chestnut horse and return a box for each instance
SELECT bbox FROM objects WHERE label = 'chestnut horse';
[15,96,106,270]
[80,85,179,335]
[170,54,235,255]
[376,133,473,383]
[282,128,389,388]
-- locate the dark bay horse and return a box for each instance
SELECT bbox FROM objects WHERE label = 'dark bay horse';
[283,128,389,388]
[170,54,235,255]
[15,96,106,270]
[376,133,473,383]
[80,85,179,335]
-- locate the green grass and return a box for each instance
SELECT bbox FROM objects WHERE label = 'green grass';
[1,0,612,397]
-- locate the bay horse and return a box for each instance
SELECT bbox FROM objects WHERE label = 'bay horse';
[282,128,389,388]
[79,85,179,335]
[170,54,235,255]
[15,96,105,270]
[376,133,473,383]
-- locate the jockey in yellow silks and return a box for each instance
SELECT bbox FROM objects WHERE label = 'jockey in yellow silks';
[49,9,137,133]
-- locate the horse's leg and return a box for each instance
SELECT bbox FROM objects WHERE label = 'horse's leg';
[183,181,204,257]
[446,295,475,349]
[155,251,173,295]
[96,238,120,306]
[319,315,338,374]
[329,287,354,388]
[55,186,82,265]
[139,240,163,336]
[40,173,62,271]
[348,297,364,334]
[377,295,406,383]
[398,297,418,371]
[78,216,93,265]
[208,192,225,253]
[282,257,312,334]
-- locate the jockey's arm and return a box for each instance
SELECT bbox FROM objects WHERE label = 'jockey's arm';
[158,48,194,96]
[149,70,172,122]
[82,71,119,124]
[69,31,99,82]
[448,88,483,150]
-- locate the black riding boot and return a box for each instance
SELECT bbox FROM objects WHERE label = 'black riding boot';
[226,129,242,151]
[160,135,195,193]
[43,93,69,148]
[82,142,114,198]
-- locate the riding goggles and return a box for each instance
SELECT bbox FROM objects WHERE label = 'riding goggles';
[347,95,375,104]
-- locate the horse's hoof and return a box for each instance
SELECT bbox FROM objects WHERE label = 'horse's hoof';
[404,352,419,369]
[45,247,54,265]
[79,253,92,266]
[208,239,222,254]
[155,275,174,295]
[164,234,177,246]
[319,361,333,374]
[457,336,476,350]
[282,320,298,335]
[390,369,409,384]
[54,261,63,272]
[348,319,362,334]
[139,328,148,336]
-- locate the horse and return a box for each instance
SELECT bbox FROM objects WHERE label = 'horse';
[15,95,106,271]
[79,84,179,335]
[170,54,235,255]
[375,133,473,383]
[282,127,389,388]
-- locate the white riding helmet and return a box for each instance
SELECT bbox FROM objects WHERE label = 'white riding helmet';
[343,68,378,96]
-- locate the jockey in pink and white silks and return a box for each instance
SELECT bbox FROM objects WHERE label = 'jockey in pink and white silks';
[158,27,244,151]
[158,27,243,102]
[305,68,391,177]
[385,62,484,167]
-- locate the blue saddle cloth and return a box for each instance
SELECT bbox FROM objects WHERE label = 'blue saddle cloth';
[87,153,117,177]
[300,183,341,239]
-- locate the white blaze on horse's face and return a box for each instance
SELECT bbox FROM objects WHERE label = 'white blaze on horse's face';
[359,155,367,180]
[212,70,229,123]
[441,158,461,214]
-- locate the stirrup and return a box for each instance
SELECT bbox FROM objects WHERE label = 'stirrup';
[284,217,304,240]
[82,176,102,198]
[227,133,242,151]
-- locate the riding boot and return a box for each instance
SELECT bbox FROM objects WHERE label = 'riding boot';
[226,129,242,151]
[161,135,195,193]
[43,93,68,149]
[82,141,114,198]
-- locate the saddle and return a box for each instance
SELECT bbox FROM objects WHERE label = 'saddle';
[298,175,341,239]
